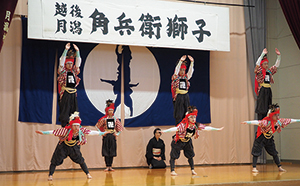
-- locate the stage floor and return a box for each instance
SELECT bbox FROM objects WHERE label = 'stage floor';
[1,164,300,186]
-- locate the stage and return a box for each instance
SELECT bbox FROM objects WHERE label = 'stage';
[1,164,300,186]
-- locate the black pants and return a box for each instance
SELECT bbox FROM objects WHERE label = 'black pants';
[146,157,166,169]
[58,91,78,127]
[170,139,195,171]
[102,133,117,157]
[173,94,190,125]
[255,87,272,117]
[102,134,117,166]
[105,156,114,167]
[49,142,89,176]
[251,134,281,168]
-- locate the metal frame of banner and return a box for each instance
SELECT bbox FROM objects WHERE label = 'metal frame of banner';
[177,0,255,7]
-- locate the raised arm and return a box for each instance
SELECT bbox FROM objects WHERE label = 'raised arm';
[58,43,70,73]
[73,44,81,69]
[241,120,259,125]
[186,55,194,80]
[256,48,267,66]
[274,48,281,68]
[174,55,186,75]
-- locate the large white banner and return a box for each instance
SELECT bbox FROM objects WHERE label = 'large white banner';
[28,0,230,51]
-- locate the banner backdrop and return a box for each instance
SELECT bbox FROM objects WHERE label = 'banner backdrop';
[0,0,18,52]
[28,0,229,51]
[20,18,211,126]
[82,45,211,127]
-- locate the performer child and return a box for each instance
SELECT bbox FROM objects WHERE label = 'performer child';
[255,48,281,119]
[171,55,194,125]
[57,43,81,127]
[163,106,223,176]
[145,128,166,169]
[36,112,104,181]
[95,99,124,172]
[242,103,300,173]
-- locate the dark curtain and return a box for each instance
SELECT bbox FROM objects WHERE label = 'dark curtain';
[279,0,300,50]
[19,17,58,123]
[244,0,267,98]
[244,0,267,164]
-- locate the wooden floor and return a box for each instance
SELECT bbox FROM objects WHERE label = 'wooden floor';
[1,164,300,186]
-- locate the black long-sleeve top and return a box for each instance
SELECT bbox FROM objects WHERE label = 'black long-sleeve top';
[145,137,166,160]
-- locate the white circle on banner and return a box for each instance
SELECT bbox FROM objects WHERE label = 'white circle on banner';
[83,44,160,119]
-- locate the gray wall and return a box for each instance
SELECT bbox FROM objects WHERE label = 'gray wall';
[266,0,300,161]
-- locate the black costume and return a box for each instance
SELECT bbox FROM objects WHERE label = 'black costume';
[38,117,98,177]
[57,49,81,127]
[251,133,280,168]
[145,137,166,168]
[171,57,194,125]
[50,138,89,176]
[173,94,190,125]
[244,105,300,170]
[254,50,279,120]
[170,130,196,172]
[95,103,123,169]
